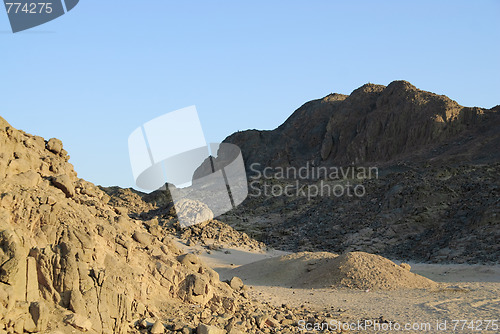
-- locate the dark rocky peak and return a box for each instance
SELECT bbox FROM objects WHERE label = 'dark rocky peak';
[224,81,498,170]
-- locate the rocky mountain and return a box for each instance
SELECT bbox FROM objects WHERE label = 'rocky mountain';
[220,81,499,264]
[0,116,315,333]
[225,80,499,171]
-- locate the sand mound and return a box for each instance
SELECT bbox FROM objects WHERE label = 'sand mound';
[229,251,438,290]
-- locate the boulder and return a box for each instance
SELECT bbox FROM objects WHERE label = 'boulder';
[227,277,244,291]
[46,138,63,154]
[51,174,75,198]
[174,199,213,228]
[132,231,154,246]
[150,320,165,333]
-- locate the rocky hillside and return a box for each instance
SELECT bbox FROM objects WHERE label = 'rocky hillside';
[220,81,499,264]
[0,116,317,333]
[100,186,267,252]
[226,81,499,170]
[222,162,499,263]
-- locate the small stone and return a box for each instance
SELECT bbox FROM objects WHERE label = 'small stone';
[197,323,225,334]
[399,263,411,271]
[281,318,296,326]
[150,320,165,334]
[227,276,244,291]
[64,313,92,332]
[255,315,268,329]
[133,231,154,246]
[182,327,193,334]
[178,253,201,267]
[227,327,245,334]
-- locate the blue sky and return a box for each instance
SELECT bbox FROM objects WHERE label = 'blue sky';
[1,1,499,189]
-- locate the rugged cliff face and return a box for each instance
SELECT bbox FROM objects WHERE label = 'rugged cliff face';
[225,81,499,171]
[0,116,227,332]
[0,116,308,333]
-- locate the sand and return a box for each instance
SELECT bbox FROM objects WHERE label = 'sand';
[176,239,500,333]
[223,251,438,290]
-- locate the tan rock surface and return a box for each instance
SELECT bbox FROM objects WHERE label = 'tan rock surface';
[0,116,319,333]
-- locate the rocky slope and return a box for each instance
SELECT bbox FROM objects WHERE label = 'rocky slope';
[0,116,320,333]
[100,187,267,252]
[220,81,499,264]
[226,81,499,170]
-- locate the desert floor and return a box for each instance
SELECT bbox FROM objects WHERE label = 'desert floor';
[177,239,500,333]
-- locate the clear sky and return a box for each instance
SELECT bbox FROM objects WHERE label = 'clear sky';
[1,1,499,189]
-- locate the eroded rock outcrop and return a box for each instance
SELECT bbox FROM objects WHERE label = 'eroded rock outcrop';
[0,116,319,333]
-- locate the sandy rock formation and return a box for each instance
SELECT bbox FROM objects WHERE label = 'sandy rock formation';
[0,115,326,333]
[0,116,232,332]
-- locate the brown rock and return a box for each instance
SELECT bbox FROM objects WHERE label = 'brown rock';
[26,257,39,302]
[150,320,165,333]
[46,138,63,154]
[133,231,154,246]
[51,174,75,198]
[29,301,48,332]
[65,313,92,332]
[400,263,411,271]
[227,327,245,334]
[178,253,201,268]
[227,276,244,291]
[197,323,225,334]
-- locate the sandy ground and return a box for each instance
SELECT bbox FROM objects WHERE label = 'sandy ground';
[175,240,500,333]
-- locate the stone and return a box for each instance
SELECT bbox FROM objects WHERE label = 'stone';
[0,230,26,304]
[46,138,63,154]
[29,301,48,332]
[51,174,75,198]
[23,315,37,333]
[400,263,411,271]
[133,231,154,246]
[181,327,194,334]
[65,313,92,332]
[255,315,269,329]
[177,253,201,269]
[197,323,225,334]
[0,229,24,286]
[174,199,214,228]
[26,257,39,302]
[227,327,245,334]
[150,320,165,333]
[227,277,244,291]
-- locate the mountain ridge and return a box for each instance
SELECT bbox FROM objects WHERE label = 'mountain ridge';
[217,81,499,264]
[223,80,499,172]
